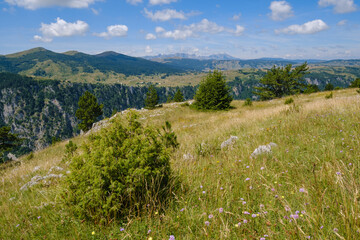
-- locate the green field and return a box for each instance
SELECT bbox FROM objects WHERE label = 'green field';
[1,89,360,239]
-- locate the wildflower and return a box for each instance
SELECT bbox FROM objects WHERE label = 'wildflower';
[281,196,285,199]
[246,166,250,169]
[120,228,125,231]
[299,188,305,193]
[260,238,266,240]
[320,226,324,229]
[295,211,300,214]
[219,208,224,213]
[200,185,203,188]
[349,163,352,166]
[243,219,248,223]
[260,204,264,208]
[301,210,306,214]
[220,187,223,190]
[243,211,250,215]
[37,216,41,219]
[208,214,213,219]
[155,211,158,215]
[290,214,299,219]
[271,188,275,192]
[180,208,185,212]
[169,235,175,240]
[202,191,206,194]
[249,186,253,189]
[245,178,250,181]
[252,214,257,218]
[261,167,265,170]
[306,236,311,239]
[334,228,338,232]
[92,231,95,235]
[285,206,291,212]
[16,224,19,228]
[205,221,210,226]
[148,238,153,240]
[148,230,151,234]
[242,201,247,205]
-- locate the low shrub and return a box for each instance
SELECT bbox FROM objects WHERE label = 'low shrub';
[284,98,294,105]
[243,98,253,106]
[62,112,178,224]
[325,92,333,99]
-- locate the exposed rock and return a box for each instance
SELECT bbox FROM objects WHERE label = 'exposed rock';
[251,142,278,158]
[221,136,239,149]
[183,153,194,161]
[7,153,18,161]
[20,174,64,191]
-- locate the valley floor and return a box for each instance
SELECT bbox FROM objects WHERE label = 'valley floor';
[1,89,359,239]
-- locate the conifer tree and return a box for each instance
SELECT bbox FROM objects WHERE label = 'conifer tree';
[145,85,158,109]
[254,62,309,100]
[173,89,184,102]
[193,70,233,110]
[0,126,21,162]
[75,91,103,132]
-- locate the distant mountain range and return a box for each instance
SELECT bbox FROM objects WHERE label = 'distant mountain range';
[0,47,183,79]
[0,48,359,82]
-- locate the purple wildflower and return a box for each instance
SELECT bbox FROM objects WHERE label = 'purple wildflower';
[205,221,210,226]
[252,214,257,218]
[299,188,305,193]
[202,191,206,194]
[120,228,125,232]
[244,211,250,215]
[290,214,299,219]
[242,201,247,205]
[208,214,213,219]
[336,172,341,175]
[260,238,266,240]
[261,167,265,170]
[245,178,250,181]
[334,228,338,232]
[147,230,151,234]
[37,216,41,219]
[180,208,185,212]
[169,235,175,240]
[219,208,224,213]
[243,219,248,223]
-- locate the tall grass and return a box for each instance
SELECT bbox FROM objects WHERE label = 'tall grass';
[1,89,359,239]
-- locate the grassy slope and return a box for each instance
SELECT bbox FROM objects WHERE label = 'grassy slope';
[1,89,360,239]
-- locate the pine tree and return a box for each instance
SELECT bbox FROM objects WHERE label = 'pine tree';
[0,126,21,162]
[173,89,184,102]
[75,91,103,132]
[254,62,309,100]
[145,85,158,109]
[193,70,233,110]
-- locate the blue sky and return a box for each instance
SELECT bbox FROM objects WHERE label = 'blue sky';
[0,0,359,59]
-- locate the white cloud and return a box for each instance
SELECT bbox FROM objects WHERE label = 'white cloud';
[34,17,89,42]
[145,45,153,53]
[144,8,186,21]
[232,25,245,36]
[269,1,294,21]
[5,0,98,10]
[275,19,329,35]
[318,0,357,13]
[158,19,244,40]
[126,0,142,5]
[337,20,348,26]
[155,26,165,33]
[95,25,128,38]
[232,13,241,21]
[145,33,156,40]
[91,8,99,15]
[149,0,177,5]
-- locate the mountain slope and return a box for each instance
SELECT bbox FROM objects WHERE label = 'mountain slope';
[1,89,359,239]
[0,48,183,78]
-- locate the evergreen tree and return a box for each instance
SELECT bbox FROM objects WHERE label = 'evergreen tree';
[173,89,184,102]
[145,85,158,109]
[349,78,360,88]
[324,83,334,91]
[193,70,233,110]
[75,91,103,132]
[254,62,309,100]
[0,126,21,162]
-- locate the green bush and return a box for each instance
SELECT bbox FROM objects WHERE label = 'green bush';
[349,78,360,88]
[193,70,232,110]
[63,113,178,223]
[284,98,294,105]
[324,83,334,91]
[243,98,253,106]
[325,92,333,99]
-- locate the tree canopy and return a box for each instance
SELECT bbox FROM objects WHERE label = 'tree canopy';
[193,70,233,110]
[0,126,21,162]
[75,91,103,132]
[254,62,309,100]
[173,89,184,102]
[145,85,159,109]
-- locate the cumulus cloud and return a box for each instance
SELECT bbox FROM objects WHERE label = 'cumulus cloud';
[337,19,347,26]
[144,8,186,21]
[145,45,153,53]
[158,19,244,40]
[126,0,142,5]
[232,13,241,21]
[149,0,177,5]
[95,25,128,38]
[269,1,294,21]
[155,26,165,33]
[232,25,245,36]
[5,0,98,10]
[34,17,89,42]
[318,0,357,13]
[145,33,156,40]
[275,19,329,35]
